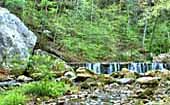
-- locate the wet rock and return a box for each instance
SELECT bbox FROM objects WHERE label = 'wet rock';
[136,77,160,85]
[0,80,21,87]
[17,75,33,82]
[115,78,135,84]
[64,71,76,81]
[117,68,140,79]
[145,70,170,78]
[97,74,115,84]
[75,67,97,82]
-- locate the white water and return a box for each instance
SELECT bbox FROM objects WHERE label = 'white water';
[85,62,167,74]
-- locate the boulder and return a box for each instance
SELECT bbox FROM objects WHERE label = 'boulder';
[64,71,77,80]
[75,67,97,82]
[17,75,33,82]
[0,7,37,64]
[135,88,155,99]
[115,78,135,84]
[145,70,170,80]
[113,68,139,79]
[136,77,160,85]
[97,74,115,84]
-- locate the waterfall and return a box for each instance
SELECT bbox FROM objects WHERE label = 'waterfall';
[114,63,118,72]
[108,63,113,74]
[151,62,164,70]
[82,62,167,74]
[86,63,92,70]
[93,63,101,74]
[129,63,138,72]
[117,63,120,71]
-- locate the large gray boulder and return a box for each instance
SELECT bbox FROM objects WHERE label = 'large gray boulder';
[0,7,37,63]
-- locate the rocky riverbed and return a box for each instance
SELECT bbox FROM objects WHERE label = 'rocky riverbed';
[40,68,170,105]
[1,67,170,105]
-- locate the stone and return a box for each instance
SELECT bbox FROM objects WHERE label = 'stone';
[64,71,76,80]
[136,77,160,85]
[0,80,21,87]
[135,88,155,99]
[17,75,33,82]
[97,74,115,84]
[0,68,9,81]
[75,67,97,82]
[145,69,170,81]
[115,78,135,84]
[117,68,140,79]
[0,7,37,65]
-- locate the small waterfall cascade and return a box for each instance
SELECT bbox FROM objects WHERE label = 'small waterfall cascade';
[128,62,165,73]
[73,62,170,74]
[108,63,113,74]
[86,63,101,74]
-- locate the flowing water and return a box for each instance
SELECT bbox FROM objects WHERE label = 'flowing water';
[69,62,170,74]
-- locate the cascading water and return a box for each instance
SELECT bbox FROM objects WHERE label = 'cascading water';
[108,63,113,74]
[114,63,118,72]
[93,63,101,74]
[82,62,168,74]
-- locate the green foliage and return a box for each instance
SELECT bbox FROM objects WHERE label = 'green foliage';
[28,55,54,72]
[0,81,69,105]
[53,61,66,71]
[0,92,26,105]
[8,57,28,76]
[22,81,69,97]
[27,54,67,80]
[4,0,26,9]
[3,0,170,61]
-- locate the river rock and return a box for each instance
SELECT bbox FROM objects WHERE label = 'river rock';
[0,7,37,65]
[0,80,21,87]
[75,67,97,82]
[64,71,76,80]
[136,77,160,85]
[17,75,33,82]
[115,78,135,84]
[117,68,139,79]
[146,70,170,80]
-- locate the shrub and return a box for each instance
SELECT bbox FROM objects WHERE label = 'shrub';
[4,0,26,9]
[0,92,26,105]
[22,81,69,97]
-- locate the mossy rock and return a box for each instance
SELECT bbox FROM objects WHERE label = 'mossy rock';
[111,68,139,79]
[136,88,155,99]
[97,74,115,84]
[75,67,97,82]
